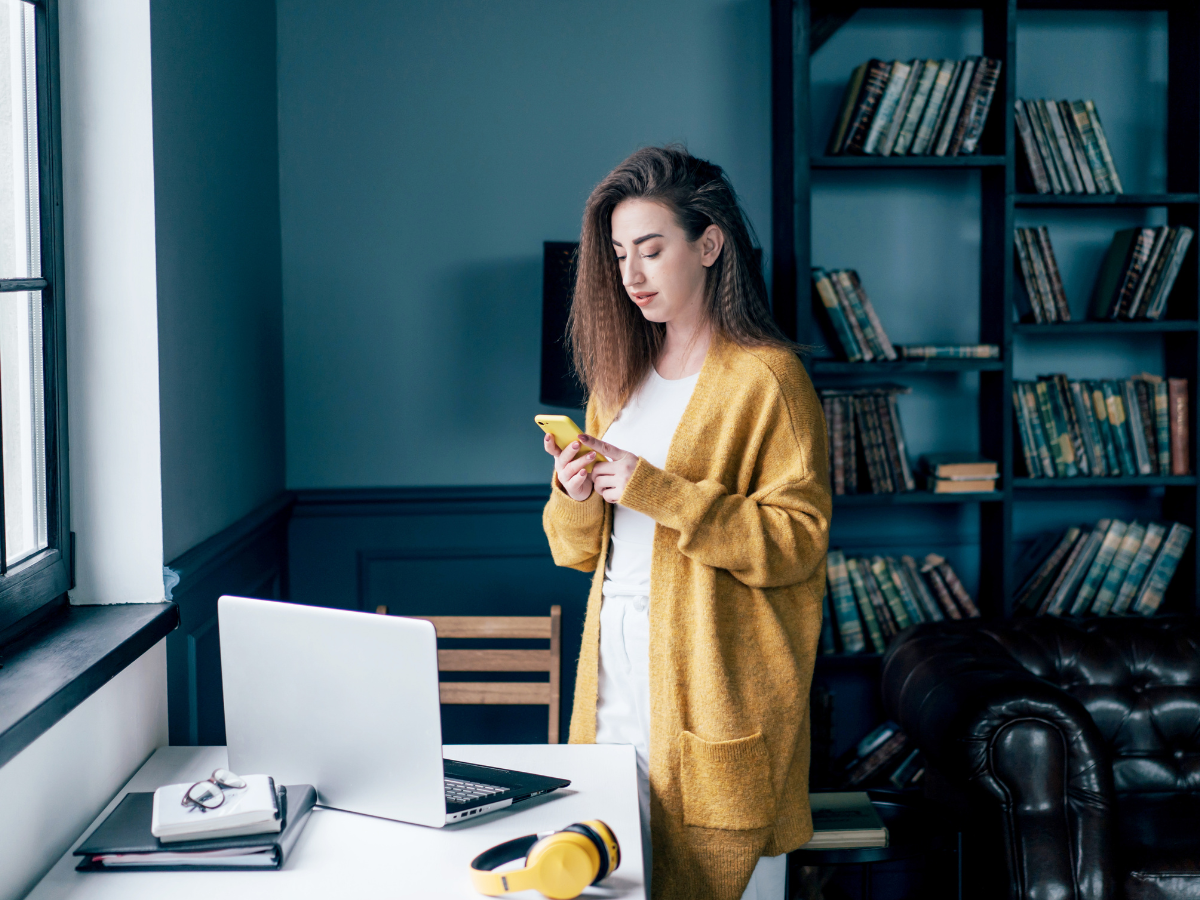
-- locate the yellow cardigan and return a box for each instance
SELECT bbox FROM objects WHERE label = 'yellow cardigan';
[542,333,831,900]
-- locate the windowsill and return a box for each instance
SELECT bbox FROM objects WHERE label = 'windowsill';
[0,601,178,768]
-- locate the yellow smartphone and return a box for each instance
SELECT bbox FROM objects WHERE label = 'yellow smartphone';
[535,414,607,472]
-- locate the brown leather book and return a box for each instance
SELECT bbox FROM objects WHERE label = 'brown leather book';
[1169,378,1190,475]
[842,60,892,155]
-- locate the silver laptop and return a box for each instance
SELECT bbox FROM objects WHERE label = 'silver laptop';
[218,595,569,826]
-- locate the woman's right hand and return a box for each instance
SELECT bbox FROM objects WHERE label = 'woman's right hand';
[544,433,596,501]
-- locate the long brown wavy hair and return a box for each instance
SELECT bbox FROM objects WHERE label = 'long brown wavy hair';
[568,145,794,415]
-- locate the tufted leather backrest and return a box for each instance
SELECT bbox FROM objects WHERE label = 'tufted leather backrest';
[974,617,1200,795]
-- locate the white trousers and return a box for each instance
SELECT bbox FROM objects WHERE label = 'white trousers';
[595,592,786,900]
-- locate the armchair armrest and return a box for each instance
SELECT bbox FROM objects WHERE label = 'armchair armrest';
[883,623,1116,900]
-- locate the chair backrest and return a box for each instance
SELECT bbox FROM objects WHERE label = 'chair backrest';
[376,605,562,743]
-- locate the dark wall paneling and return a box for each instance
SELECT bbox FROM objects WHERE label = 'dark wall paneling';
[289,486,591,745]
[166,492,291,746]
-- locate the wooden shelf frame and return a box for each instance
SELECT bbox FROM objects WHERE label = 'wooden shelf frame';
[772,0,1200,617]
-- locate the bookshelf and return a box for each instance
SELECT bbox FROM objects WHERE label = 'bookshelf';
[771,0,1200,636]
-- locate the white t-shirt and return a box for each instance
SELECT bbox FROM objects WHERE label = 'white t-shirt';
[601,368,700,597]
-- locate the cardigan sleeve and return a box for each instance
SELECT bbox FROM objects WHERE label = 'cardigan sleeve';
[618,383,831,589]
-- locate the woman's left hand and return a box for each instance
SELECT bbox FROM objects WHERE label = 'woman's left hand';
[580,435,638,505]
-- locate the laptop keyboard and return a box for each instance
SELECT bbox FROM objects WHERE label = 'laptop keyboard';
[444,777,506,805]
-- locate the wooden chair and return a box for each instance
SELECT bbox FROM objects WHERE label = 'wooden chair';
[375,605,562,744]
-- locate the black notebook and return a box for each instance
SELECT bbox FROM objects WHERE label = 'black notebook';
[75,784,317,871]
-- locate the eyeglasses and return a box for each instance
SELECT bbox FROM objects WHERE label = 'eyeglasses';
[181,768,248,812]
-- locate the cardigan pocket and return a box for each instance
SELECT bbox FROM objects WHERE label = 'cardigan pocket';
[679,730,776,831]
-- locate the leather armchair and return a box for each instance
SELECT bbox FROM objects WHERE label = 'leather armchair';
[883,616,1200,900]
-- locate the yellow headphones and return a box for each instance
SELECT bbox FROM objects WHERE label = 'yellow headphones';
[469,820,620,900]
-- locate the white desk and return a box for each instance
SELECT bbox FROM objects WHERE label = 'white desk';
[29,744,645,900]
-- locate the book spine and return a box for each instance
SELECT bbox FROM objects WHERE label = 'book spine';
[843,60,892,155]
[1054,374,1089,475]
[1059,100,1096,193]
[1127,227,1170,319]
[1131,227,1172,319]
[866,396,896,493]
[887,557,926,623]
[937,560,980,617]
[1091,522,1146,615]
[1022,382,1056,477]
[848,271,897,360]
[933,58,977,156]
[1170,378,1190,475]
[1054,528,1107,616]
[834,270,884,358]
[1112,229,1156,320]
[1014,99,1051,194]
[1154,380,1171,475]
[831,396,845,496]
[854,398,887,493]
[1043,99,1084,192]
[1103,381,1138,476]
[901,555,943,621]
[828,272,873,361]
[1014,230,1050,322]
[881,394,916,491]
[1071,99,1113,193]
[924,565,961,619]
[1145,227,1194,320]
[1132,523,1193,615]
[846,558,886,652]
[862,562,897,636]
[1070,519,1125,615]
[1111,522,1166,615]
[1013,385,1041,476]
[1089,229,1139,320]
[1039,529,1091,615]
[1026,97,1065,193]
[871,557,912,629]
[845,395,859,493]
[864,60,913,155]
[1025,230,1060,323]
[812,269,865,361]
[1123,379,1153,475]
[844,731,909,787]
[1070,380,1106,476]
[828,62,870,155]
[1015,526,1081,611]
[957,58,1001,155]
[1089,381,1123,477]
[944,56,986,156]
[1037,379,1075,476]
[1035,226,1070,321]
[910,60,957,155]
[827,550,866,652]
[878,61,922,156]
[1085,100,1123,193]
[892,60,938,155]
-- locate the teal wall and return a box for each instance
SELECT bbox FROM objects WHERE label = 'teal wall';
[276,0,771,488]
[151,0,286,561]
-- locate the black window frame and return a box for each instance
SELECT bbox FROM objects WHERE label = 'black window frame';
[0,0,69,637]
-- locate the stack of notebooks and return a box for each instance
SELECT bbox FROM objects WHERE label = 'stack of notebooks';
[923,453,998,493]
[1015,98,1122,194]
[820,549,980,656]
[820,385,914,494]
[830,721,923,791]
[806,793,890,849]
[827,57,1002,157]
[1090,226,1194,321]
[1015,518,1193,617]
[1014,226,1069,323]
[813,268,997,362]
[1013,374,1190,479]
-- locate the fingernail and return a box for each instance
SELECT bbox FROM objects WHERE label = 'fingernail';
[571,442,579,449]
[589,452,596,459]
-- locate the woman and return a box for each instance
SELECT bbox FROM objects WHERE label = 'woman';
[542,146,830,900]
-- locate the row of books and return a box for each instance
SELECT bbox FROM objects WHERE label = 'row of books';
[1090,226,1195,321]
[812,268,897,361]
[821,386,914,494]
[1016,518,1193,617]
[1014,375,1190,479]
[827,57,1001,157]
[1014,226,1069,323]
[1015,98,1123,195]
[821,549,980,656]
[897,344,999,359]
[831,721,922,791]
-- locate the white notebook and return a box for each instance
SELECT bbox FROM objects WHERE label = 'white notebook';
[151,774,282,843]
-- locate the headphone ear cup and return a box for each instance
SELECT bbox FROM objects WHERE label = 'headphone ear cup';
[564,821,620,882]
[524,833,601,900]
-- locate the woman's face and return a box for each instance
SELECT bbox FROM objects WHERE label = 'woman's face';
[610,198,723,326]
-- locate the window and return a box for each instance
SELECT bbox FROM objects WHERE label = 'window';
[0,0,67,635]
